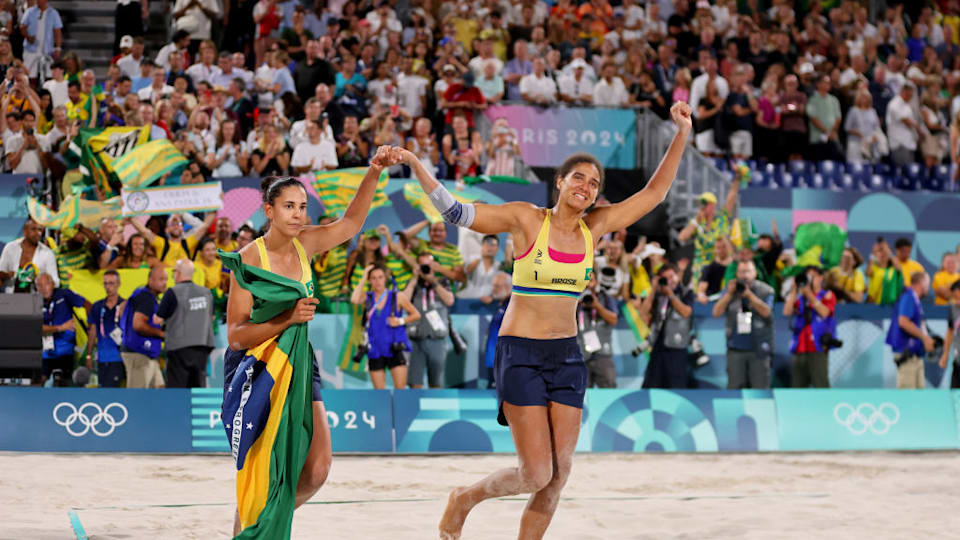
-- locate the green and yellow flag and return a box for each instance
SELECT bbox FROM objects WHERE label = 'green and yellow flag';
[28,195,122,230]
[219,250,314,540]
[113,139,188,189]
[66,126,151,197]
[312,167,390,216]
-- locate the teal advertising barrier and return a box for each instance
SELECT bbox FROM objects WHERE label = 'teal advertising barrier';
[3,388,960,454]
[774,389,958,451]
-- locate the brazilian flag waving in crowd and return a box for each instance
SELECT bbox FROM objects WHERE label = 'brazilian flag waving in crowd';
[219,250,313,540]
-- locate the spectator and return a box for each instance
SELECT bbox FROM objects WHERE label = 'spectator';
[250,122,292,176]
[594,240,629,300]
[577,273,619,388]
[155,29,190,71]
[155,259,215,388]
[678,182,740,286]
[334,54,366,101]
[336,114,369,168]
[350,264,419,389]
[783,266,836,388]
[120,265,167,388]
[920,91,948,169]
[638,263,694,389]
[933,253,960,306]
[629,71,667,118]
[52,226,93,289]
[344,229,388,291]
[314,82,344,138]
[672,68,692,105]
[186,40,223,88]
[590,62,627,108]
[409,220,467,285]
[85,270,126,387]
[485,119,521,177]
[291,118,338,174]
[939,280,960,373]
[886,271,935,389]
[779,74,808,161]
[866,238,904,306]
[696,235,734,303]
[459,234,509,302]
[5,109,47,174]
[172,0,220,56]
[138,65,175,104]
[519,57,557,106]
[43,62,68,108]
[116,36,146,79]
[886,82,921,166]
[557,58,593,106]
[844,89,887,163]
[827,247,867,304]
[226,77,255,134]
[193,237,226,292]
[207,119,249,177]
[442,113,483,180]
[443,70,487,128]
[712,259,775,390]
[693,78,724,156]
[893,237,924,285]
[108,233,157,269]
[475,60,504,104]
[127,212,215,267]
[754,77,781,162]
[806,75,844,162]
[20,0,63,80]
[396,57,428,124]
[406,117,439,177]
[502,40,532,101]
[468,35,503,79]
[38,272,89,386]
[690,53,728,119]
[90,217,124,270]
[723,64,757,159]
[403,252,455,389]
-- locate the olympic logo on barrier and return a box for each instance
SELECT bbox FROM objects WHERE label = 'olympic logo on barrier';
[52,402,129,437]
[833,402,900,435]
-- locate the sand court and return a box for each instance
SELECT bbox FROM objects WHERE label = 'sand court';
[3,451,959,539]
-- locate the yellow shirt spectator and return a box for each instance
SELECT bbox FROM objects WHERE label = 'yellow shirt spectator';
[827,266,865,303]
[897,258,924,285]
[932,271,960,305]
[151,235,200,267]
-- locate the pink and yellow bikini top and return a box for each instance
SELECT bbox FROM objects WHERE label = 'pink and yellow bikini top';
[511,211,594,299]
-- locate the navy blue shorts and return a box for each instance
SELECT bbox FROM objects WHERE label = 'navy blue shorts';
[98,361,126,388]
[494,335,587,426]
[223,344,323,402]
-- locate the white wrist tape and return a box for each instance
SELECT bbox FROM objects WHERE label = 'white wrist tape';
[427,183,475,227]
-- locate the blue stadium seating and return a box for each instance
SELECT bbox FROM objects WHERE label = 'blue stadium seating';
[834,173,857,190]
[725,159,949,192]
[864,174,890,191]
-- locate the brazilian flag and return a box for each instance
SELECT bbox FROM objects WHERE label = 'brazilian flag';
[66,126,151,198]
[219,250,313,540]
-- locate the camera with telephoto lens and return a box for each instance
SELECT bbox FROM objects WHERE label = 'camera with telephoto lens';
[352,333,370,362]
[420,263,432,275]
[735,280,745,294]
[390,341,407,354]
[658,277,668,287]
[819,333,844,350]
[794,272,809,288]
[581,293,594,306]
[690,337,710,367]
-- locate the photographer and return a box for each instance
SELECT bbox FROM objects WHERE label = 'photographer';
[577,274,619,388]
[886,271,936,389]
[403,253,455,389]
[637,263,694,389]
[783,266,838,388]
[351,264,420,390]
[712,260,775,389]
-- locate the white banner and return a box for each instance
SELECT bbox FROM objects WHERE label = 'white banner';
[121,181,223,216]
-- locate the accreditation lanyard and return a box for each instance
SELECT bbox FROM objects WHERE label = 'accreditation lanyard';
[368,290,389,320]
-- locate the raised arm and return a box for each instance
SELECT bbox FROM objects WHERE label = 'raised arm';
[585,102,692,237]
[126,216,157,244]
[299,147,389,257]
[188,212,216,239]
[396,145,540,241]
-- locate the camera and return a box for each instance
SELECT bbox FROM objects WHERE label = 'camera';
[321,112,329,121]
[390,341,407,354]
[820,333,844,350]
[581,293,594,306]
[735,280,745,294]
[25,128,33,136]
[658,276,668,287]
[419,263,432,275]
[795,272,809,288]
[600,267,616,277]
[352,332,369,363]
[690,338,710,367]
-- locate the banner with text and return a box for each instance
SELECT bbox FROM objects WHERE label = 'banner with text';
[122,181,223,216]
[484,105,636,169]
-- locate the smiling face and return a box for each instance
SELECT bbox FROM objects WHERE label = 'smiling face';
[556,161,601,212]
[265,185,308,238]
[429,222,447,245]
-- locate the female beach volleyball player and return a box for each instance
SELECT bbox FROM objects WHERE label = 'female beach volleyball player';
[390,101,692,539]
[222,147,391,538]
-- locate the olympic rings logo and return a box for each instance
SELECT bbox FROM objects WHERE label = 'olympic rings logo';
[52,402,129,437]
[833,402,900,435]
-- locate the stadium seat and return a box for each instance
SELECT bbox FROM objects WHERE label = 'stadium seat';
[845,161,871,182]
[863,174,889,191]
[713,158,729,172]
[808,173,827,189]
[902,162,926,182]
[817,160,842,182]
[779,172,803,188]
[873,163,893,178]
[787,160,813,185]
[750,169,771,188]
[922,174,946,192]
[764,162,784,185]
[834,173,857,190]
[932,164,951,183]
[892,174,918,191]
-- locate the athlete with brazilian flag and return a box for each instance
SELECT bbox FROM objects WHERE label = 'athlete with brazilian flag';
[221,147,391,538]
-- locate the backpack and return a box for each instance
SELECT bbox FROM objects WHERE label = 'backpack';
[160,237,192,262]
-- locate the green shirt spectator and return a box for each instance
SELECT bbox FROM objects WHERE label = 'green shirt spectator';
[678,182,741,284]
[806,78,842,144]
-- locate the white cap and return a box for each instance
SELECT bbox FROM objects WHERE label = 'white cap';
[120,35,133,49]
[798,62,815,75]
[569,58,588,70]
[638,244,666,259]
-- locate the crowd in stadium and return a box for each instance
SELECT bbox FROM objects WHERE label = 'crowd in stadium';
[0,0,958,392]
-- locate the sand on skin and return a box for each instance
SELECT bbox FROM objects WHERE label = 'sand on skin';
[2,452,959,539]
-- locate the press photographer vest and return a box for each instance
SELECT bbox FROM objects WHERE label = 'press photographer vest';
[649,289,692,350]
[722,280,775,357]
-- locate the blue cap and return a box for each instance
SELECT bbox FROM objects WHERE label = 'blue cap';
[439,36,453,46]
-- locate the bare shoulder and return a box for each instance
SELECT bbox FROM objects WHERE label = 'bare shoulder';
[238,241,261,267]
